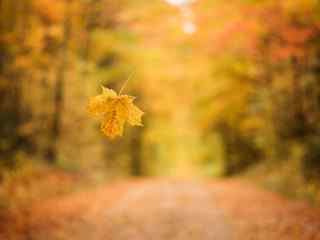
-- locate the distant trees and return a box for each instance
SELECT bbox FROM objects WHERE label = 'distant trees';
[0,0,149,177]
[196,0,320,177]
[1,0,319,186]
[0,0,32,167]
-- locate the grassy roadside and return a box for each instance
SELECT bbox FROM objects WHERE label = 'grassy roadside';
[243,159,320,206]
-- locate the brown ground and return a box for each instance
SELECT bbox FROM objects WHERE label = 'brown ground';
[1,178,320,240]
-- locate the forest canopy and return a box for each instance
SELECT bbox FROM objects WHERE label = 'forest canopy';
[0,0,320,200]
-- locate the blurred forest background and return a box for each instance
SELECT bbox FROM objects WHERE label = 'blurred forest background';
[1,0,320,208]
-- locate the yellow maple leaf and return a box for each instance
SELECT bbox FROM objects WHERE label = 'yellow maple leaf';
[88,86,144,139]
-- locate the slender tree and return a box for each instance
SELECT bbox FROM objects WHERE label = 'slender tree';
[46,1,72,163]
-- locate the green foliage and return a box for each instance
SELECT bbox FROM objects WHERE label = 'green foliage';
[303,138,320,181]
[217,122,262,176]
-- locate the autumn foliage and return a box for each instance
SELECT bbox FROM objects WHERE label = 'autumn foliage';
[0,0,320,214]
[88,87,144,139]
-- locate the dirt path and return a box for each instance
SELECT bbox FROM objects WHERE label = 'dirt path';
[3,179,320,240]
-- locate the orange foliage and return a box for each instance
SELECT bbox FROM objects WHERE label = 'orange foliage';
[32,0,64,24]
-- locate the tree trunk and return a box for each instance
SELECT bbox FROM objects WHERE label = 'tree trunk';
[46,2,72,163]
[130,130,143,176]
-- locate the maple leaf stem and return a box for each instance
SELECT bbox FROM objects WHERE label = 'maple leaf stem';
[119,71,136,95]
